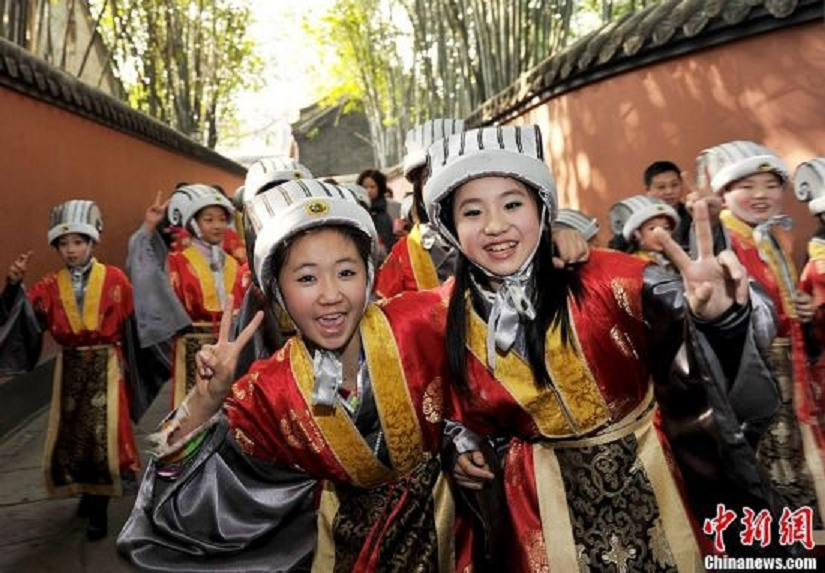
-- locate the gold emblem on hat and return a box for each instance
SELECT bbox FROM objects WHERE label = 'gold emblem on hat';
[759,162,772,172]
[306,199,330,216]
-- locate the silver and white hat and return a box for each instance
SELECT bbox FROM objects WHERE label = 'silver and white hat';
[610,195,680,241]
[168,184,235,233]
[424,125,557,251]
[247,179,378,298]
[403,118,464,179]
[48,200,103,244]
[399,194,415,223]
[238,157,313,207]
[795,158,825,215]
[555,208,600,242]
[341,183,371,209]
[696,140,789,193]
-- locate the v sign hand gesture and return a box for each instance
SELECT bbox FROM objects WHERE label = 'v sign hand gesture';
[195,295,264,403]
[166,296,264,442]
[144,191,170,232]
[654,200,749,321]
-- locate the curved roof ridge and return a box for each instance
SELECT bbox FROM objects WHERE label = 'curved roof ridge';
[0,37,244,175]
[467,0,821,126]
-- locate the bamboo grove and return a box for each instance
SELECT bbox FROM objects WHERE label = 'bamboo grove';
[313,0,661,167]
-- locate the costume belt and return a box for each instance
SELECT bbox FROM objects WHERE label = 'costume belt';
[533,387,655,449]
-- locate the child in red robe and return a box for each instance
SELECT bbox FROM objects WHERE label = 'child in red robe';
[1,200,139,541]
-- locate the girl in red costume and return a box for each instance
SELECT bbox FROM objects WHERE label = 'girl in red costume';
[119,179,472,572]
[699,143,825,540]
[1,201,139,541]
[425,125,794,569]
[375,119,464,298]
[128,185,245,409]
[797,158,825,430]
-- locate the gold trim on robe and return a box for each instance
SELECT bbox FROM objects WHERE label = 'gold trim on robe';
[43,346,122,497]
[290,345,393,488]
[290,304,427,488]
[720,210,798,318]
[182,246,239,312]
[634,415,704,571]
[408,224,440,290]
[466,302,611,437]
[56,260,106,333]
[311,482,341,573]
[361,305,425,474]
[432,469,457,573]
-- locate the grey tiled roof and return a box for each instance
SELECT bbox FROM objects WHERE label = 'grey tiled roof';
[467,0,823,126]
[0,37,245,175]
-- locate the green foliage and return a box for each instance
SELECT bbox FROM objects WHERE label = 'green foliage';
[91,0,263,149]
[311,0,661,166]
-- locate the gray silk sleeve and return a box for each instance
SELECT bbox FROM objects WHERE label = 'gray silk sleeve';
[0,282,43,375]
[444,419,483,454]
[643,266,795,557]
[127,226,191,348]
[117,417,319,572]
[643,265,780,440]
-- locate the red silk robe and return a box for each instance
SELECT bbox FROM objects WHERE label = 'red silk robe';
[167,245,245,407]
[30,261,139,497]
[223,293,471,572]
[170,226,245,263]
[447,250,709,571]
[800,238,825,451]
[720,211,825,533]
[801,238,825,350]
[376,224,442,299]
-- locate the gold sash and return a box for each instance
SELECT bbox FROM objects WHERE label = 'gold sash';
[290,304,426,487]
[534,396,703,572]
[182,246,238,312]
[721,210,798,319]
[56,260,106,333]
[408,224,440,290]
[466,301,610,437]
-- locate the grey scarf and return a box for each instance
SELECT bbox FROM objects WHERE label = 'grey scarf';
[311,347,367,412]
[471,268,535,371]
[69,257,94,312]
[193,238,228,307]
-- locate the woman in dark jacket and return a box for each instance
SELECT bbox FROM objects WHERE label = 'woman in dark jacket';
[357,169,397,256]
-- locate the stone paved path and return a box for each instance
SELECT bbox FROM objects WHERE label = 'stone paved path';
[0,384,171,572]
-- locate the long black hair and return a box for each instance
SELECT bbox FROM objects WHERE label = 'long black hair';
[407,166,429,224]
[442,190,583,394]
[357,169,388,198]
[815,215,825,241]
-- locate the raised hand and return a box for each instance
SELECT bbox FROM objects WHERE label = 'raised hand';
[655,200,749,321]
[454,451,495,490]
[144,191,170,232]
[683,170,722,223]
[551,226,590,269]
[8,251,33,284]
[194,296,263,403]
[795,291,816,324]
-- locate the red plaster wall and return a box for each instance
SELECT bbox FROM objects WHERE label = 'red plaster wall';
[509,22,825,263]
[0,88,243,285]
